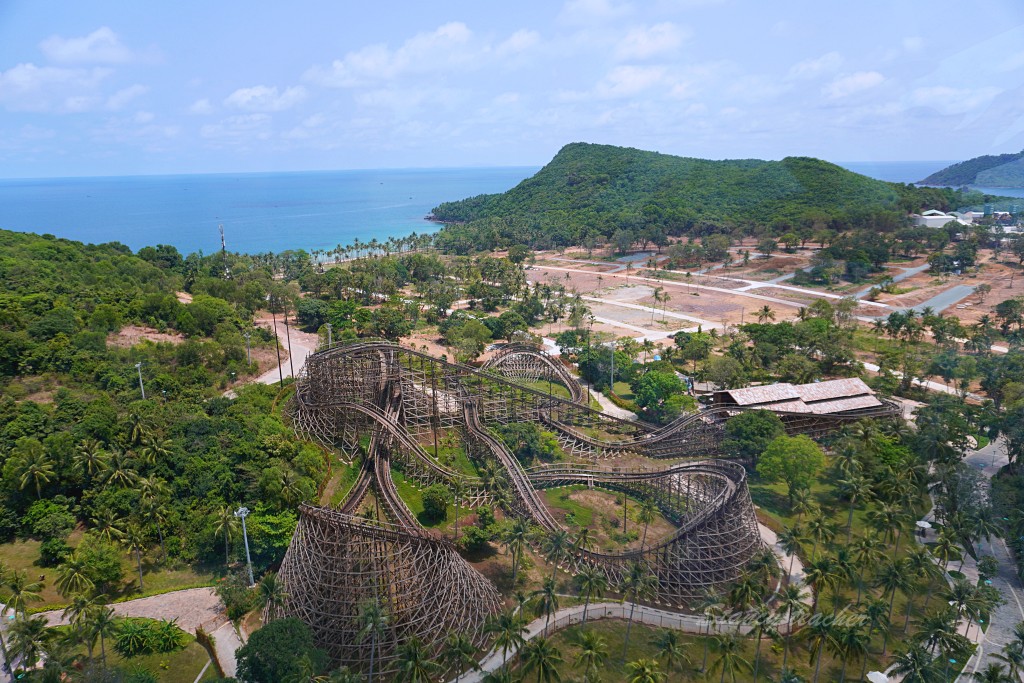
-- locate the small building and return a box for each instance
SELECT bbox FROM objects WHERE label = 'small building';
[713,378,884,416]
[911,210,961,228]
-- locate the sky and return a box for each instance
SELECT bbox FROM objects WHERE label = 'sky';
[1,0,1024,178]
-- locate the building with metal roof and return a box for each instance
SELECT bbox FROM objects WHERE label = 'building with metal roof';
[712,378,883,416]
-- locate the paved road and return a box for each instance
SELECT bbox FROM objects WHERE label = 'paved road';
[903,284,976,314]
[852,263,932,299]
[254,318,314,385]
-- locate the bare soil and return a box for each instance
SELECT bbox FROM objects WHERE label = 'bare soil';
[108,325,185,348]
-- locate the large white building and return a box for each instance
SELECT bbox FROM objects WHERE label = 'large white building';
[910,209,965,228]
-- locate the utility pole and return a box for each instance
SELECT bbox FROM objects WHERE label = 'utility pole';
[135,362,146,400]
[325,322,333,348]
[234,506,255,587]
[267,295,283,387]
[243,332,251,366]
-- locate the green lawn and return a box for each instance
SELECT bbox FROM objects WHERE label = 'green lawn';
[53,635,213,683]
[542,486,595,527]
[391,470,471,532]
[612,381,634,400]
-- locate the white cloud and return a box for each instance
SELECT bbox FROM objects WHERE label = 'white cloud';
[106,84,148,110]
[615,23,687,60]
[907,86,1001,115]
[200,114,272,144]
[40,27,134,64]
[189,98,214,115]
[788,52,842,80]
[558,0,632,26]
[496,30,540,56]
[0,62,111,112]
[305,22,473,87]
[823,71,885,98]
[595,65,666,98]
[903,37,924,53]
[224,85,306,112]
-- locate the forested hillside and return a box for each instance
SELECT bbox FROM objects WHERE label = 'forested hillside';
[921,149,1024,187]
[431,143,990,252]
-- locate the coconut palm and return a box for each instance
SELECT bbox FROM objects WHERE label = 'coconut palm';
[625,659,666,683]
[259,571,287,617]
[993,640,1024,682]
[5,571,42,616]
[778,584,809,670]
[486,610,526,666]
[575,566,607,626]
[696,588,725,672]
[805,517,837,561]
[836,473,873,542]
[905,545,944,626]
[803,616,839,683]
[393,636,440,683]
[442,632,478,683]
[914,608,960,657]
[777,524,806,579]
[619,561,658,662]
[749,603,778,683]
[757,305,776,323]
[708,633,752,683]
[574,629,609,681]
[75,439,109,479]
[212,505,239,566]
[8,614,50,670]
[89,605,118,666]
[970,663,1015,682]
[521,637,563,683]
[14,445,56,498]
[726,569,763,614]
[651,628,690,673]
[532,577,559,636]
[861,596,890,656]
[637,500,657,550]
[502,517,532,585]
[833,623,869,683]
[91,508,124,543]
[875,558,912,654]
[541,529,571,581]
[804,556,840,615]
[889,644,942,683]
[867,503,909,554]
[56,554,96,598]
[850,534,885,605]
[358,598,388,682]
[122,522,148,592]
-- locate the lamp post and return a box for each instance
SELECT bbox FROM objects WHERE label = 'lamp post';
[243,331,251,366]
[325,322,333,348]
[235,506,255,587]
[135,362,146,400]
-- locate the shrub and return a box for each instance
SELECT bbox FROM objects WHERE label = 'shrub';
[39,537,72,567]
[216,571,260,620]
[115,618,188,657]
[421,484,451,522]
[22,498,76,540]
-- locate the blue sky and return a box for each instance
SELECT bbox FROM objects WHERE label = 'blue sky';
[1,0,1023,177]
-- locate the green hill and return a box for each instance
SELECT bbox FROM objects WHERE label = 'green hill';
[431,142,983,251]
[920,150,1024,187]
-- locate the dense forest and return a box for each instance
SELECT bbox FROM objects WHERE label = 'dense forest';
[921,149,1024,188]
[430,143,1000,252]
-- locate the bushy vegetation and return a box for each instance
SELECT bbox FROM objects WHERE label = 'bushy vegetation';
[921,149,1024,187]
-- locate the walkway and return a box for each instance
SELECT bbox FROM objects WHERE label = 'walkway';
[37,587,239,676]
[455,521,809,682]
[254,317,315,385]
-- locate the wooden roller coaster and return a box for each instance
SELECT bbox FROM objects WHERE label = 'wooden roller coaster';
[276,340,898,675]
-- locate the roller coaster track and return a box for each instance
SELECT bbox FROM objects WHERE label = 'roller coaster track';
[482,342,588,404]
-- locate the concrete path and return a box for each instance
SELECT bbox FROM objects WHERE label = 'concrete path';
[254,318,314,385]
[455,522,810,682]
[852,263,932,299]
[38,587,237,676]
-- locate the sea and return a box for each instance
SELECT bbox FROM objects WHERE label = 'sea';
[0,160,1019,256]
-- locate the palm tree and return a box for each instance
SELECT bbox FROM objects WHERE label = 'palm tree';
[62,593,101,660]
[889,645,942,683]
[836,473,873,542]
[850,534,884,605]
[875,559,912,655]
[993,640,1024,683]
[803,616,838,683]
[619,561,658,662]
[805,517,837,561]
[726,569,763,614]
[15,445,56,498]
[574,629,609,681]
[393,636,440,682]
[532,577,559,636]
[90,605,118,666]
[757,305,776,323]
[791,488,816,522]
[358,598,388,682]
[139,477,170,561]
[575,566,607,626]
[804,556,840,615]
[637,500,657,550]
[91,508,124,543]
[443,632,479,683]
[502,517,532,585]
[5,571,42,616]
[56,554,96,598]
[832,624,869,683]
[861,596,890,656]
[748,604,777,683]
[777,524,806,578]
[914,607,959,657]
[486,610,526,666]
[122,522,147,592]
[212,505,239,566]
[101,449,138,489]
[867,503,909,554]
[260,571,287,617]
[75,439,109,479]
[625,659,666,683]
[905,545,944,626]
[970,663,1015,682]
[521,636,563,683]
[778,583,808,671]
[651,628,690,673]
[697,588,725,672]
[542,529,571,581]
[8,614,50,670]
[708,633,752,683]
[931,531,962,573]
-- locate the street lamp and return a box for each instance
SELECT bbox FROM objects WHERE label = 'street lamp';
[267,294,284,387]
[325,322,333,348]
[243,331,251,366]
[235,506,255,587]
[134,362,146,400]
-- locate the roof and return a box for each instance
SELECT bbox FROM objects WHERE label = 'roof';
[921,210,950,216]
[716,378,882,415]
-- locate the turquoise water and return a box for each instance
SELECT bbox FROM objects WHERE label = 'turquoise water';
[0,167,536,255]
[1,161,1008,256]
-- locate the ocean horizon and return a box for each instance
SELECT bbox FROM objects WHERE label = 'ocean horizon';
[0,159,1008,256]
